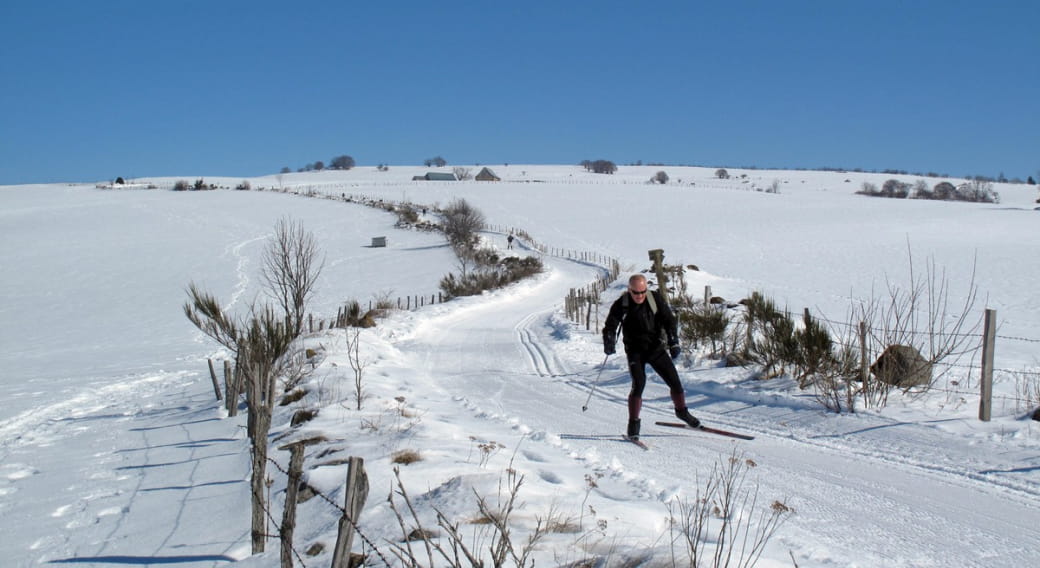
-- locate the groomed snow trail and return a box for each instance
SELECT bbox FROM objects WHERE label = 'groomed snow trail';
[393,252,1040,567]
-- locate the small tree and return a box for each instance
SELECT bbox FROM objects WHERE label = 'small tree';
[442,198,486,276]
[425,156,447,167]
[261,217,325,338]
[313,160,325,171]
[453,166,473,181]
[653,170,669,184]
[329,155,355,170]
[590,159,617,174]
[715,168,729,179]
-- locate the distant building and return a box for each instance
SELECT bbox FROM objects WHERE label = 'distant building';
[475,167,501,182]
[414,172,457,181]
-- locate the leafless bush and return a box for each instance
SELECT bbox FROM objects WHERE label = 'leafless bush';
[830,249,982,411]
[385,467,551,568]
[453,167,473,181]
[669,449,792,568]
[1011,367,1040,416]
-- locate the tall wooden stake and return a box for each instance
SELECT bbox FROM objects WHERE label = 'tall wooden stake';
[979,308,996,422]
[331,457,369,568]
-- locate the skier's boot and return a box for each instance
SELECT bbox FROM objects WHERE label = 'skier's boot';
[675,407,700,428]
[627,419,641,440]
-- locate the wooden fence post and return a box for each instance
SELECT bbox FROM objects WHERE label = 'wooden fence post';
[223,360,233,411]
[704,285,711,306]
[279,442,307,568]
[207,359,223,401]
[859,322,869,384]
[979,308,996,422]
[331,457,369,568]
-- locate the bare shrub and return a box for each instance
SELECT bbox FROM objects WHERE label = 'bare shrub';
[881,179,910,198]
[385,467,551,568]
[653,170,669,184]
[669,450,792,568]
[957,179,1000,203]
[439,256,544,299]
[453,167,473,181]
[715,168,729,179]
[857,181,879,196]
[851,249,982,407]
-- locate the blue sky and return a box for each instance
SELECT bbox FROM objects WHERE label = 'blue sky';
[2,0,1037,184]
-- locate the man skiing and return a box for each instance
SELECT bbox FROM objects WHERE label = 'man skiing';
[602,274,699,440]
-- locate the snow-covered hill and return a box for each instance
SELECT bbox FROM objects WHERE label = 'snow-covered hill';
[2,165,1038,567]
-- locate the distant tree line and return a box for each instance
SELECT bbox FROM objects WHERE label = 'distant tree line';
[281,154,356,174]
[857,178,1000,203]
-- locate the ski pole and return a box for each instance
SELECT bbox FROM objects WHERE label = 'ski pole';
[582,354,610,412]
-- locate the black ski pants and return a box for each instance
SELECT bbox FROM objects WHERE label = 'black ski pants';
[627,347,683,398]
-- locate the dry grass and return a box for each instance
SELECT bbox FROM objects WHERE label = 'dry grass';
[391,449,423,465]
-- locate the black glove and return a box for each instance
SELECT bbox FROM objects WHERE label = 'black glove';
[668,340,681,360]
[604,339,616,355]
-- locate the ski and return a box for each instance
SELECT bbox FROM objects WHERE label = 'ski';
[558,433,649,450]
[624,436,650,450]
[654,421,755,440]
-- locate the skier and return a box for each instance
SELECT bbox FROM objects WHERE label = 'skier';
[602,274,699,440]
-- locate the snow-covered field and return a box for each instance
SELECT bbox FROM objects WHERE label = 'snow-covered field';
[1,164,1038,567]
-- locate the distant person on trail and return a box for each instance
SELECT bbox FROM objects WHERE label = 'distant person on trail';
[507,234,514,249]
[602,274,699,440]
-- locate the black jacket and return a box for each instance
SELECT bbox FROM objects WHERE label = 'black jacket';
[602,290,677,355]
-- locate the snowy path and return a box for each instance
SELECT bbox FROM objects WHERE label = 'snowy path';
[392,252,1040,567]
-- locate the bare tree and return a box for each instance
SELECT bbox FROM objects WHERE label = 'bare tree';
[261,217,325,338]
[715,168,729,179]
[453,166,472,181]
[442,198,486,276]
[346,327,369,410]
[653,171,669,184]
[184,217,325,554]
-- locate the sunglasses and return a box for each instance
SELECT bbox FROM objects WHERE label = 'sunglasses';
[629,289,648,296]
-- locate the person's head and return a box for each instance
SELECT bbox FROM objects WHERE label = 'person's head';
[628,274,649,304]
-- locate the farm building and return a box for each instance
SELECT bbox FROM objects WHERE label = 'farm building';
[412,172,457,181]
[475,167,501,181]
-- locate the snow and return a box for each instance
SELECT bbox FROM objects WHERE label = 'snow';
[1,165,1039,567]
